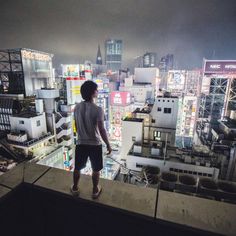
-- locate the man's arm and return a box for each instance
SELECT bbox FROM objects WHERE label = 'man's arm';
[98,120,112,154]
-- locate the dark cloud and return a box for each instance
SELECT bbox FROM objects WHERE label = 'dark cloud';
[1,0,236,69]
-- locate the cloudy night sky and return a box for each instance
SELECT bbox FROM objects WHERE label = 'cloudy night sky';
[1,0,236,70]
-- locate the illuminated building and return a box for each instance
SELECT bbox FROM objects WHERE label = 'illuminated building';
[0,94,23,131]
[61,64,87,105]
[159,54,174,72]
[120,76,155,105]
[199,60,236,122]
[105,39,122,72]
[37,88,73,170]
[6,110,55,157]
[110,91,132,142]
[0,48,53,96]
[143,52,157,68]
[94,77,110,130]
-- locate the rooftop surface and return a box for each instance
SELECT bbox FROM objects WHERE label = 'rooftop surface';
[0,163,235,235]
[12,112,39,118]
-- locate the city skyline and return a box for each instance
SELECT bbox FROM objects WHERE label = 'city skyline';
[1,0,236,70]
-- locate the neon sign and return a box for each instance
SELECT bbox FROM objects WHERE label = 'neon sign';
[22,50,51,61]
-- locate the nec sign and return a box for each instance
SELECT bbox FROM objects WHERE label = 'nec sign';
[204,60,236,75]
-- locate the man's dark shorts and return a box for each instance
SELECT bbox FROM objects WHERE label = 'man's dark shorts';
[74,144,103,172]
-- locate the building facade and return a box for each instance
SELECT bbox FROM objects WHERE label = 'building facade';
[105,39,122,72]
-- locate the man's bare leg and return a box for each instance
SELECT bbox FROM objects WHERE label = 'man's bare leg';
[73,169,80,190]
[92,171,100,193]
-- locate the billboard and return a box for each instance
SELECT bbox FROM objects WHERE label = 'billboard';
[110,91,131,106]
[62,64,80,77]
[179,96,197,137]
[66,77,86,105]
[204,60,236,75]
[167,70,186,93]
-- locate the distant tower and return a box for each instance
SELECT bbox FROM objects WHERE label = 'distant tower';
[105,39,122,71]
[143,52,157,67]
[96,45,102,65]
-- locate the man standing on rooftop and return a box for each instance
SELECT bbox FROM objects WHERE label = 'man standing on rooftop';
[71,80,112,199]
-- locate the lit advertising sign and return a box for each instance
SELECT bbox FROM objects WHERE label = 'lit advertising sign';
[94,79,103,91]
[204,60,236,75]
[66,78,86,105]
[167,70,186,91]
[21,49,52,61]
[63,64,80,77]
[110,91,131,106]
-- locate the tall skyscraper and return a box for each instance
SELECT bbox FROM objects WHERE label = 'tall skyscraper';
[105,39,122,71]
[159,54,174,72]
[96,45,102,65]
[143,52,157,67]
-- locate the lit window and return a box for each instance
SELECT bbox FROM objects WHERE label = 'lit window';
[153,131,161,140]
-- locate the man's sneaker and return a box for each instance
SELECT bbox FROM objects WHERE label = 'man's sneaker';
[70,185,80,197]
[92,185,102,199]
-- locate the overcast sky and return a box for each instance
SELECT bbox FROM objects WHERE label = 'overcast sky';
[1,0,236,69]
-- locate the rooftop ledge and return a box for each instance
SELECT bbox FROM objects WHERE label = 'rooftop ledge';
[0,163,236,235]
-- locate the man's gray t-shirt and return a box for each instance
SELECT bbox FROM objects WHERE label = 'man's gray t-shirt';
[74,101,104,145]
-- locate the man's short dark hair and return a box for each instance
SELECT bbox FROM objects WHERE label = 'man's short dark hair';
[81,80,98,101]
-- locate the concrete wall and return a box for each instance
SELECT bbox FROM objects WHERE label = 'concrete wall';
[10,113,47,139]
[151,97,179,129]
[121,119,143,159]
[134,67,159,84]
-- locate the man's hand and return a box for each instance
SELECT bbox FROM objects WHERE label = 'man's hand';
[107,145,112,155]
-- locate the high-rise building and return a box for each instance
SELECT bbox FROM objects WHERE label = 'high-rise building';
[0,48,54,96]
[199,60,236,122]
[143,52,157,68]
[105,39,122,72]
[96,45,102,65]
[159,54,174,72]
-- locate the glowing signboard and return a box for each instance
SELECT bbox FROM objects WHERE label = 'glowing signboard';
[63,64,80,77]
[167,70,186,92]
[204,60,236,75]
[110,91,131,106]
[21,50,51,61]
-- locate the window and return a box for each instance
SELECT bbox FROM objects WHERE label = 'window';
[132,136,136,142]
[153,131,161,141]
[136,164,143,168]
[157,107,162,112]
[19,120,24,124]
[36,120,41,127]
[164,108,171,113]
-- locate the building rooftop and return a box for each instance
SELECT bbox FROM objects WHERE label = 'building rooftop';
[156,95,178,99]
[123,117,143,122]
[133,107,151,114]
[12,112,39,118]
[0,163,235,235]
[220,118,236,129]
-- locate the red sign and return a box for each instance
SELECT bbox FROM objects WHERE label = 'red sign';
[110,91,131,106]
[66,77,86,80]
